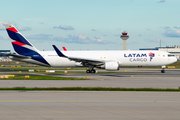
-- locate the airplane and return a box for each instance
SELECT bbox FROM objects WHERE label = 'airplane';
[4,24,177,73]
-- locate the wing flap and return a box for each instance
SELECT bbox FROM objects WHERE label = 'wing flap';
[68,56,104,66]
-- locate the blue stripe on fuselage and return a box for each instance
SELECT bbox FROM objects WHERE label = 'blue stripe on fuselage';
[6,30,32,46]
[13,44,50,66]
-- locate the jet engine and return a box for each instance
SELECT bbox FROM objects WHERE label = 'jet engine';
[102,61,120,71]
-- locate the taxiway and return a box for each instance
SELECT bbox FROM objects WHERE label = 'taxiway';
[0,91,180,120]
[0,68,180,120]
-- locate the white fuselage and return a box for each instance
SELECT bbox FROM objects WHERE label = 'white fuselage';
[12,50,177,68]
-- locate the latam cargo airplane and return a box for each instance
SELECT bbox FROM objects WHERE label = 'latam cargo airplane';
[4,24,177,73]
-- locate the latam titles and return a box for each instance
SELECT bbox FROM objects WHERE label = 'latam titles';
[124,53,147,62]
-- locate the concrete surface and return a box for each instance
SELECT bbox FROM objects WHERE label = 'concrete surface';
[0,69,180,88]
[0,91,180,120]
[0,68,180,120]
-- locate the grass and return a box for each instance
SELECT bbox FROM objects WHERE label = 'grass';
[0,75,85,80]
[0,87,180,91]
[169,61,180,68]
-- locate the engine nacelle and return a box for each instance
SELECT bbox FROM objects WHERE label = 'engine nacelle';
[104,61,119,71]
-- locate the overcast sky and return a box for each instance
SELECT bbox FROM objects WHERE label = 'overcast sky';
[0,0,180,51]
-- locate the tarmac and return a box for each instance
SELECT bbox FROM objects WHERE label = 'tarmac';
[0,68,180,88]
[0,68,180,120]
[0,91,180,120]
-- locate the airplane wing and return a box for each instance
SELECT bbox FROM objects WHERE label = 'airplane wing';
[6,53,31,59]
[52,45,104,66]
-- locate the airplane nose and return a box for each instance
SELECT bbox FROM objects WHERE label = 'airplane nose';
[172,57,177,63]
[174,57,177,62]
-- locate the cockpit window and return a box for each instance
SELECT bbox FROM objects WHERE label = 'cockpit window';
[168,54,175,57]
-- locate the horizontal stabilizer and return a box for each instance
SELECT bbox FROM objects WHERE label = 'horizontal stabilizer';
[6,54,31,59]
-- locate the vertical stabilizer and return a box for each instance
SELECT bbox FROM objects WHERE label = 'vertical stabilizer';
[4,24,50,66]
[4,24,39,55]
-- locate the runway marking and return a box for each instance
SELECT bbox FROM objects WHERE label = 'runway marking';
[89,77,104,80]
[129,76,180,79]
[0,100,180,103]
[96,78,104,80]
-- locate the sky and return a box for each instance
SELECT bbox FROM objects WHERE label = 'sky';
[0,0,180,52]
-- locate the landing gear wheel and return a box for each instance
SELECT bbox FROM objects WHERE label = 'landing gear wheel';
[161,66,166,73]
[86,70,90,73]
[161,69,165,73]
[92,70,96,73]
[86,69,96,73]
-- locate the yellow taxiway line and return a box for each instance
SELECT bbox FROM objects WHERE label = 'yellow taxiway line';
[0,100,180,103]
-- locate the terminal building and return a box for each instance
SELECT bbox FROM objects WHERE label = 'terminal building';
[0,50,11,57]
[140,46,180,60]
[0,50,11,61]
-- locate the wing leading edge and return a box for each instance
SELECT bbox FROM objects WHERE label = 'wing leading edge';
[52,45,104,66]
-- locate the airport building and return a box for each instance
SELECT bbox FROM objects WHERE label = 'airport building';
[0,50,10,57]
[0,50,11,61]
[140,46,180,60]
[120,31,129,50]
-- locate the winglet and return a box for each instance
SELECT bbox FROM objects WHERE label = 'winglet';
[52,45,67,57]
[62,47,67,51]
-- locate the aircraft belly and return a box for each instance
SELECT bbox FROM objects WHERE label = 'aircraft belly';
[12,58,50,67]
[47,57,76,67]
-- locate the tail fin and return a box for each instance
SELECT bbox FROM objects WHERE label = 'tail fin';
[4,24,39,55]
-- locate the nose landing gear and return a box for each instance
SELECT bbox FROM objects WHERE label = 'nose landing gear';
[161,66,166,73]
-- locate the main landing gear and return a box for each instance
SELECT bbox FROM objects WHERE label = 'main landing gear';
[86,66,96,73]
[86,69,96,73]
[161,65,166,73]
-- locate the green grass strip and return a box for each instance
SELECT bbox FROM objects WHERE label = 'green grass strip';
[0,87,180,91]
[0,75,85,80]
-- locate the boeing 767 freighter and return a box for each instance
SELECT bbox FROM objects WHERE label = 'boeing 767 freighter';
[4,24,177,73]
